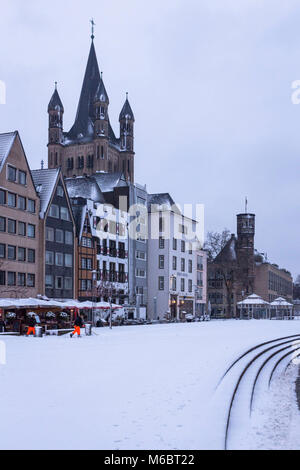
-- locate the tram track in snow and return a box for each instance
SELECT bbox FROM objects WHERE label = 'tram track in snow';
[218,333,300,450]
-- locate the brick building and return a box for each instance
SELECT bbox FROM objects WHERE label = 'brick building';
[208,211,293,318]
[47,34,135,183]
[0,132,41,298]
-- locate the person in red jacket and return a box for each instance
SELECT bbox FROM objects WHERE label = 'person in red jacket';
[70,314,84,338]
[27,315,36,336]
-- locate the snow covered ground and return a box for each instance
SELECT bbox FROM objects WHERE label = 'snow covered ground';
[0,321,300,450]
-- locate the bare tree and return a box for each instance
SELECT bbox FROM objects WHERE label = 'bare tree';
[205,229,236,318]
[295,274,300,285]
[204,229,231,262]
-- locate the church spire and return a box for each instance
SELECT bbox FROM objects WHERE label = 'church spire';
[67,39,101,140]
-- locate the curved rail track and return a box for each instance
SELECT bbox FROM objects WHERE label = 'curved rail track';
[218,333,300,450]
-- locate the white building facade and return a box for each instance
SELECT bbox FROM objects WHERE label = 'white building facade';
[147,194,203,321]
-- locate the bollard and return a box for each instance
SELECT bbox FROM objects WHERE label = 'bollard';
[85,324,92,336]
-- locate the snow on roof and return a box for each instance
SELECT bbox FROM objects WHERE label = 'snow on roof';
[93,172,128,193]
[0,131,17,173]
[65,175,106,202]
[237,293,269,306]
[270,297,293,307]
[148,193,181,214]
[31,168,60,217]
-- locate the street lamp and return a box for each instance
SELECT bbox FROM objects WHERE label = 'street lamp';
[92,270,97,326]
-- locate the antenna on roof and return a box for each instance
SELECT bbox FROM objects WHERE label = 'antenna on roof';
[245,196,248,214]
[41,160,44,170]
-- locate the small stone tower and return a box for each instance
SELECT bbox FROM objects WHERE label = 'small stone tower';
[236,212,256,294]
[119,93,135,182]
[48,83,64,167]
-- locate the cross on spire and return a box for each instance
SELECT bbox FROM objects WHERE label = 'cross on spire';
[90,18,96,40]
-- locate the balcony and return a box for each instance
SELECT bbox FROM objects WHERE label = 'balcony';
[109,248,117,258]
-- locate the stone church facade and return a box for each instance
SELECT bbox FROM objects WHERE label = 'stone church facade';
[47,37,135,183]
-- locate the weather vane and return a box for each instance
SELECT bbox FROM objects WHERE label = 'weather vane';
[90,18,96,40]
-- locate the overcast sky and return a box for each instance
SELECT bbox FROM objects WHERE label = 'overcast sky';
[0,0,299,278]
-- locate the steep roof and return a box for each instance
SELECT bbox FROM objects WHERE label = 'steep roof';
[93,172,128,193]
[67,41,101,141]
[119,98,135,121]
[48,88,64,112]
[214,235,237,264]
[94,77,109,104]
[148,193,181,214]
[31,168,60,216]
[71,203,87,238]
[0,131,17,172]
[65,176,106,203]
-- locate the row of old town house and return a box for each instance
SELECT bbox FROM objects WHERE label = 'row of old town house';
[0,35,294,320]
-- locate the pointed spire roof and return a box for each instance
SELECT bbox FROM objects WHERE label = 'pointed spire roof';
[119,94,135,121]
[94,74,109,104]
[48,84,64,113]
[68,41,101,140]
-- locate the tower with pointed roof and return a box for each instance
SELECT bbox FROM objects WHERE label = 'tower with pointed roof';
[47,31,135,182]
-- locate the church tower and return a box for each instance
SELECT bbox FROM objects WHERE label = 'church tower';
[46,23,136,182]
[47,83,64,168]
[236,211,256,295]
[119,93,135,183]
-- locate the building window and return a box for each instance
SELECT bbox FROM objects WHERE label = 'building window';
[7,166,17,182]
[27,274,35,287]
[173,256,177,271]
[181,278,185,292]
[188,279,193,293]
[8,219,16,234]
[0,271,5,286]
[27,199,35,213]
[65,231,73,245]
[0,243,5,259]
[0,217,5,232]
[64,277,72,290]
[188,260,193,274]
[27,224,35,238]
[46,227,54,242]
[173,238,177,251]
[18,247,26,262]
[159,255,165,270]
[28,249,35,263]
[65,254,73,267]
[18,222,26,236]
[56,253,64,266]
[18,171,27,185]
[45,275,53,288]
[136,269,146,278]
[181,258,185,272]
[159,237,165,249]
[56,229,64,243]
[7,193,16,207]
[136,250,146,260]
[49,204,59,218]
[55,277,63,289]
[7,272,16,286]
[7,245,16,260]
[46,251,54,265]
[57,186,64,197]
[159,276,165,291]
[171,276,177,291]
[0,189,6,205]
[61,207,70,221]
[18,273,26,287]
[18,196,26,210]
[181,241,185,253]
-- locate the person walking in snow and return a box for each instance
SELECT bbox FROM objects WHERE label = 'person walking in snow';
[27,314,36,337]
[70,314,84,338]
